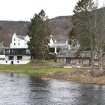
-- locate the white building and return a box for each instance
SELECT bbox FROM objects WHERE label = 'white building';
[48,35,70,54]
[10,33,30,48]
[0,33,31,64]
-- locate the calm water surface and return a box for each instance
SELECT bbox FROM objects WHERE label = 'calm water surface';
[0,73,105,105]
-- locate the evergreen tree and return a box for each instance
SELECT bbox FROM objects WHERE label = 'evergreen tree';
[73,0,97,70]
[73,0,96,50]
[28,10,50,59]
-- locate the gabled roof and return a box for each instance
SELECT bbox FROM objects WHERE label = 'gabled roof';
[17,35,25,40]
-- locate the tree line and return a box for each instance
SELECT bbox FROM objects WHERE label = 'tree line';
[28,0,105,71]
[71,0,105,70]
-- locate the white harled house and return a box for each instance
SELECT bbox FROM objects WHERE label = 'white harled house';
[0,33,31,64]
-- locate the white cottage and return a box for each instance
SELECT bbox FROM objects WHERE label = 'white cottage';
[0,33,31,64]
[48,35,70,54]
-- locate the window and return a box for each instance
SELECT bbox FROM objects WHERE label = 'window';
[17,56,22,60]
[0,58,5,60]
[9,56,14,60]
[14,38,15,41]
[14,43,16,45]
[49,48,55,53]
[17,61,19,63]
[26,49,30,54]
[18,43,20,45]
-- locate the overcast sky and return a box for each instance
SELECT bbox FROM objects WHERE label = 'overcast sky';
[0,0,104,21]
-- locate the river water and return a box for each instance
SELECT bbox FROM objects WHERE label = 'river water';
[0,73,105,105]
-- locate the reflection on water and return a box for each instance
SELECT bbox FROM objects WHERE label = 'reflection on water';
[0,73,105,105]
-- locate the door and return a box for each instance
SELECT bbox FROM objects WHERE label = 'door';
[11,61,13,64]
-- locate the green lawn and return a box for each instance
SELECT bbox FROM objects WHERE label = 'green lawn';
[0,62,75,77]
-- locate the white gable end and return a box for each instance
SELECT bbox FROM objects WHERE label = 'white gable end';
[10,33,30,48]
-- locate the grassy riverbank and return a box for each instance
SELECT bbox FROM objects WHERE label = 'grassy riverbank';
[1,60,105,85]
[0,60,76,78]
[0,64,73,77]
